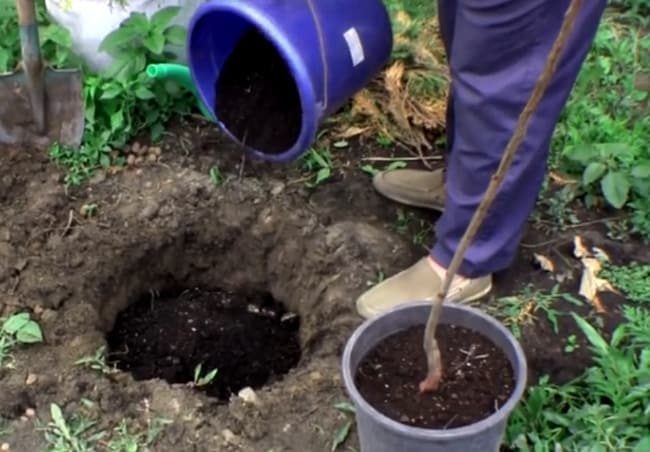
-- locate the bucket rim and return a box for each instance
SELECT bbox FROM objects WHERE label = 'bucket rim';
[187,0,320,162]
[341,301,528,440]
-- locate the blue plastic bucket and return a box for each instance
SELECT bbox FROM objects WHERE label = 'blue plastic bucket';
[187,0,393,162]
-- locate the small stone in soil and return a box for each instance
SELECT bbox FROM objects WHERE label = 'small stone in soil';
[355,324,515,429]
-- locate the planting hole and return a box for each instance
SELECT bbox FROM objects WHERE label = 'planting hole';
[214,27,303,154]
[106,287,301,400]
[355,324,515,429]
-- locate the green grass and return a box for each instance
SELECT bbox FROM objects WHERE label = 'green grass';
[505,306,650,451]
[547,12,650,237]
[41,401,171,452]
[601,262,650,303]
[485,285,584,339]
[502,256,650,450]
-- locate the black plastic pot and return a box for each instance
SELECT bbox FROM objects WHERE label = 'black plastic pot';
[342,302,527,452]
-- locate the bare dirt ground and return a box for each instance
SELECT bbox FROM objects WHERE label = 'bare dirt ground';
[0,118,645,451]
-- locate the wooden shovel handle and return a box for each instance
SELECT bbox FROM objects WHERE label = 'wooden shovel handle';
[15,0,37,27]
[14,0,45,134]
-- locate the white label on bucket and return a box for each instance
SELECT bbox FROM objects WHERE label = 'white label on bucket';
[343,27,365,67]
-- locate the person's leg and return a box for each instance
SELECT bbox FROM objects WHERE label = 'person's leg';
[371,0,457,212]
[356,0,607,319]
[437,0,456,155]
[431,0,607,279]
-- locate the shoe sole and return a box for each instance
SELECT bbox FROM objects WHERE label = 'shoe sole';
[356,281,493,319]
[373,176,445,212]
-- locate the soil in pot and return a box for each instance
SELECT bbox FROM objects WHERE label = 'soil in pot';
[214,27,303,155]
[355,324,515,429]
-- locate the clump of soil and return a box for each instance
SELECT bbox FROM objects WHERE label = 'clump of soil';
[215,27,302,154]
[355,324,515,429]
[106,287,301,400]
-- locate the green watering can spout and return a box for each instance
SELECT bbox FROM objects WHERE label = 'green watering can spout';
[146,63,215,122]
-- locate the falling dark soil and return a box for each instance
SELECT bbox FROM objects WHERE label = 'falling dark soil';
[106,287,301,400]
[215,27,303,154]
[355,324,515,429]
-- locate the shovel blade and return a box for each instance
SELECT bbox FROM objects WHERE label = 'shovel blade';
[0,67,84,149]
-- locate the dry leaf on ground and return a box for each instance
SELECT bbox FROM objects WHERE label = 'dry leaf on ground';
[573,235,619,313]
[534,253,555,273]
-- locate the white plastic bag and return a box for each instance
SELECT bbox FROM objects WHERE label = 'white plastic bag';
[44,0,204,72]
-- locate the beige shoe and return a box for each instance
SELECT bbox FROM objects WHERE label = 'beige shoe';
[372,168,446,211]
[356,257,493,319]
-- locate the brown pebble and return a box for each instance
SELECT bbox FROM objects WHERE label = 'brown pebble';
[25,408,35,417]
[147,153,157,162]
[150,146,162,157]
[135,157,143,165]
[25,373,37,385]
[127,154,136,166]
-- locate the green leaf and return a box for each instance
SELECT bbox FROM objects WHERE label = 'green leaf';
[315,167,331,185]
[2,312,30,335]
[150,122,165,141]
[14,320,43,344]
[385,161,407,171]
[98,27,139,54]
[123,12,149,31]
[0,51,9,72]
[334,402,356,414]
[132,54,148,74]
[102,57,133,82]
[599,142,630,158]
[601,171,630,209]
[99,85,123,101]
[50,404,70,438]
[143,33,166,55]
[99,154,111,168]
[135,85,156,100]
[572,313,609,355]
[564,144,597,165]
[582,162,607,185]
[110,110,124,132]
[330,420,352,451]
[194,363,202,382]
[164,26,187,46]
[631,163,650,179]
[633,437,650,452]
[150,6,181,31]
[631,90,648,102]
[360,164,378,176]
